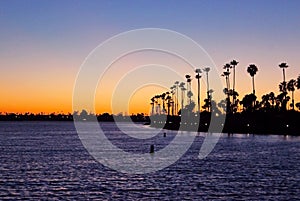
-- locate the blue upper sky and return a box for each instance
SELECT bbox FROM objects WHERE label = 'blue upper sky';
[1,0,300,113]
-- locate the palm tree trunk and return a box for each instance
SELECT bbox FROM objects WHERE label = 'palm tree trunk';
[252,76,255,95]
[233,66,236,106]
[181,90,184,112]
[197,78,200,113]
[176,86,178,115]
[206,72,210,112]
[226,76,230,99]
[283,68,287,101]
[152,103,154,115]
[206,72,209,98]
[292,91,295,110]
[233,66,235,92]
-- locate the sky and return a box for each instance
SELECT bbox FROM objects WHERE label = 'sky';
[1,0,300,114]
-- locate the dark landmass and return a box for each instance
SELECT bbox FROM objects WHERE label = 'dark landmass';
[150,110,300,135]
[1,110,300,135]
[0,112,149,122]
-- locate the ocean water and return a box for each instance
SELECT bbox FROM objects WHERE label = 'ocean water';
[0,121,299,200]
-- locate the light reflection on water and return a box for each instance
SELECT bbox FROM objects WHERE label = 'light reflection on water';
[0,122,299,200]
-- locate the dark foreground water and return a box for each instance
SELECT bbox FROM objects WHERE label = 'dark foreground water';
[0,122,299,200]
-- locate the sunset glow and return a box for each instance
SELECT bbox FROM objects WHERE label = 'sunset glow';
[1,1,300,114]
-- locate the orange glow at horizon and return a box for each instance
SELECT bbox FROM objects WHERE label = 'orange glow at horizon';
[1,53,300,114]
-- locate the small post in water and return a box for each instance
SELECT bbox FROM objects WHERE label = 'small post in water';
[150,144,155,153]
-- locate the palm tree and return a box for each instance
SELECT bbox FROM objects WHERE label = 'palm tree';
[297,75,300,89]
[269,92,275,109]
[179,82,186,112]
[240,93,257,112]
[203,67,211,100]
[221,68,231,114]
[221,71,231,100]
[179,82,185,111]
[247,64,258,95]
[174,81,179,115]
[223,63,232,90]
[279,81,287,93]
[170,86,175,115]
[185,74,192,105]
[187,91,193,105]
[150,97,155,115]
[161,92,166,114]
[279,62,289,83]
[154,95,160,114]
[287,79,296,110]
[230,59,239,96]
[165,92,171,115]
[195,69,202,113]
[261,93,271,111]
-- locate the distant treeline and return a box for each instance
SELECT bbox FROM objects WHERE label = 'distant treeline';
[0,112,149,122]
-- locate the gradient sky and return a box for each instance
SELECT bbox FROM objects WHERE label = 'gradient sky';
[1,0,300,114]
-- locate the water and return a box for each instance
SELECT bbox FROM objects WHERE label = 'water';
[0,122,300,200]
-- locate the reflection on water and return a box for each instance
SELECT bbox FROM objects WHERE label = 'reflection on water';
[0,122,299,200]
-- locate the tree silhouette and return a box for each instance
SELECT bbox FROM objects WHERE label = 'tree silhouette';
[279,81,287,93]
[223,63,232,90]
[150,97,155,115]
[174,81,179,115]
[276,92,289,112]
[287,79,296,110]
[165,92,171,115]
[241,94,257,112]
[279,62,289,83]
[261,93,271,111]
[179,82,186,112]
[185,74,192,106]
[203,67,211,111]
[195,69,202,114]
[269,92,275,109]
[230,60,239,102]
[161,92,166,114]
[247,64,258,95]
[297,75,300,89]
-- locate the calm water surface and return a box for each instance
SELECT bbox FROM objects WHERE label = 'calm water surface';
[0,122,299,200]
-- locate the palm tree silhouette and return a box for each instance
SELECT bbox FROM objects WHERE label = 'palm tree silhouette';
[185,74,192,105]
[187,91,193,105]
[203,67,211,109]
[279,81,287,93]
[179,82,185,111]
[269,92,275,109]
[279,62,289,83]
[287,79,296,110]
[150,97,155,115]
[241,93,256,112]
[195,69,202,114]
[261,93,271,111]
[170,86,175,115]
[296,75,300,89]
[223,63,232,90]
[230,60,239,95]
[154,95,160,114]
[174,81,179,115]
[161,92,166,114]
[247,64,258,95]
[165,92,171,115]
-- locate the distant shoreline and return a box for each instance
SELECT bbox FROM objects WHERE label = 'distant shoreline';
[149,111,300,136]
[1,111,300,136]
